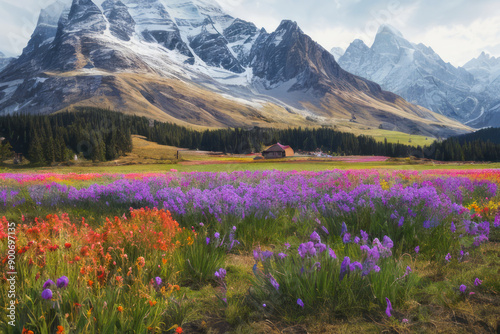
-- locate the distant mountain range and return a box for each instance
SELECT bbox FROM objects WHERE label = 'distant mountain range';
[0,0,469,138]
[337,25,500,128]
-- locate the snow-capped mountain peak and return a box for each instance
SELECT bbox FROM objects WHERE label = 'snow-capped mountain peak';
[0,0,470,137]
[376,24,404,38]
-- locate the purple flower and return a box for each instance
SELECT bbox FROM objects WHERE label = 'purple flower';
[494,215,500,228]
[385,297,392,317]
[262,250,274,259]
[199,223,204,227]
[41,289,53,300]
[349,261,362,271]
[474,278,482,286]
[232,226,237,231]
[373,265,381,273]
[321,225,329,235]
[360,230,369,242]
[263,303,267,307]
[284,243,290,249]
[342,233,351,243]
[214,268,226,280]
[405,266,412,275]
[43,279,55,289]
[398,216,405,227]
[310,231,321,242]
[340,256,350,281]
[277,252,287,259]
[382,236,393,249]
[155,277,162,286]
[341,222,347,236]
[298,242,316,258]
[402,318,409,324]
[451,222,456,233]
[445,253,451,262]
[354,236,360,244]
[459,284,467,293]
[414,246,419,254]
[214,232,220,239]
[314,262,321,270]
[297,298,304,308]
[269,275,279,291]
[206,237,210,245]
[314,242,327,253]
[253,248,260,260]
[328,248,336,259]
[56,276,69,288]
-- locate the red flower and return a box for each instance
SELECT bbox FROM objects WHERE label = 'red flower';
[175,327,183,333]
[64,243,71,249]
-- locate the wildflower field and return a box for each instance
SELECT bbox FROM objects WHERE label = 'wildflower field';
[1,169,499,333]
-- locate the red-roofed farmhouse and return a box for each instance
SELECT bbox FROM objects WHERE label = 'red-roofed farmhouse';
[262,143,294,159]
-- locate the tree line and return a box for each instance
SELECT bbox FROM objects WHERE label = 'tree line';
[0,108,499,164]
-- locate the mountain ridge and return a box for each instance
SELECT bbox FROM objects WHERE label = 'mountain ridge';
[337,25,500,128]
[0,0,470,138]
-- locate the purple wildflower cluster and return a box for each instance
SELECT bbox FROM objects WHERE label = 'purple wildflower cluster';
[41,276,69,300]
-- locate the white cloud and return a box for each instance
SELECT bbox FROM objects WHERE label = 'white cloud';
[415,16,500,66]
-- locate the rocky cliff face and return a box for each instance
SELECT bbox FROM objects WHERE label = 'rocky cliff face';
[0,0,470,137]
[0,52,14,72]
[338,25,500,128]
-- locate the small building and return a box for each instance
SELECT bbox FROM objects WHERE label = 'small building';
[262,143,294,159]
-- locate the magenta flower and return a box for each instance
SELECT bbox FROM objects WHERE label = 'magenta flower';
[445,253,451,262]
[414,246,419,254]
[297,298,304,308]
[474,278,482,286]
[41,289,53,300]
[385,297,392,317]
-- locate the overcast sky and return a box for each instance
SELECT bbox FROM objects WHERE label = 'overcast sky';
[1,0,499,66]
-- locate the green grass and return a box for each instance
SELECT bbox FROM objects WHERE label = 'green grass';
[4,160,499,174]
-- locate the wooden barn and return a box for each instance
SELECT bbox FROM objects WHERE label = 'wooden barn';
[262,143,294,159]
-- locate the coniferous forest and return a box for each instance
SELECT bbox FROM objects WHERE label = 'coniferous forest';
[0,108,499,164]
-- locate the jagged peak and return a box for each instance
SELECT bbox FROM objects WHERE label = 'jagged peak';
[64,0,106,33]
[275,20,301,33]
[376,24,404,38]
[351,39,368,48]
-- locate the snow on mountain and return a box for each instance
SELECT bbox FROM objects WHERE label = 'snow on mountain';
[337,24,498,126]
[0,0,470,137]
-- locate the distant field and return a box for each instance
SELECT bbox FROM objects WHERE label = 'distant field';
[350,128,434,147]
[2,135,498,174]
